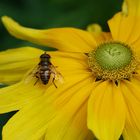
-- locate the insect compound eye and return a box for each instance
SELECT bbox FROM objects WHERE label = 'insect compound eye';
[46,54,51,58]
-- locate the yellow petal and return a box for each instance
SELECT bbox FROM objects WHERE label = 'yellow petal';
[23,51,91,87]
[49,51,90,77]
[2,16,97,53]
[26,51,92,89]
[94,32,112,44]
[121,78,140,140]
[45,104,94,140]
[0,80,45,113]
[45,78,95,140]
[124,0,140,16]
[2,74,92,140]
[2,95,50,140]
[0,47,43,84]
[87,23,112,43]
[108,13,134,43]
[122,1,128,16]
[108,0,140,50]
[0,49,91,113]
[88,81,126,140]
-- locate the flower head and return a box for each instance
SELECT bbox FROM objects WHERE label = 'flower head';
[0,0,140,140]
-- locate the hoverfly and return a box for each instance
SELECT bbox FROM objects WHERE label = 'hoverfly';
[25,52,63,88]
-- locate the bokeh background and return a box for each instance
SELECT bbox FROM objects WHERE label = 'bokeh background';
[0,0,123,139]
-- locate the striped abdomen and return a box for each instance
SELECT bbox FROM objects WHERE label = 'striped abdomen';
[39,65,51,85]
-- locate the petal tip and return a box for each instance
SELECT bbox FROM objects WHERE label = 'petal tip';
[1,16,13,26]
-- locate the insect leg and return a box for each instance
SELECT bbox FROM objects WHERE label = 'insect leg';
[34,71,39,85]
[52,77,57,88]
[33,68,39,85]
[34,71,39,77]
[50,71,57,88]
[34,75,39,85]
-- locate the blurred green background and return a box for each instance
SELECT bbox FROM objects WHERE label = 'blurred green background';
[0,0,123,139]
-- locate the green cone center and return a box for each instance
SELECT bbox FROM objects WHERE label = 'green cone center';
[94,42,132,70]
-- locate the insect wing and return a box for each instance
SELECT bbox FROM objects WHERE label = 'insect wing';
[24,65,40,84]
[50,64,64,84]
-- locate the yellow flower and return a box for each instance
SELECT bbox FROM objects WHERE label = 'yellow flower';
[0,0,140,140]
